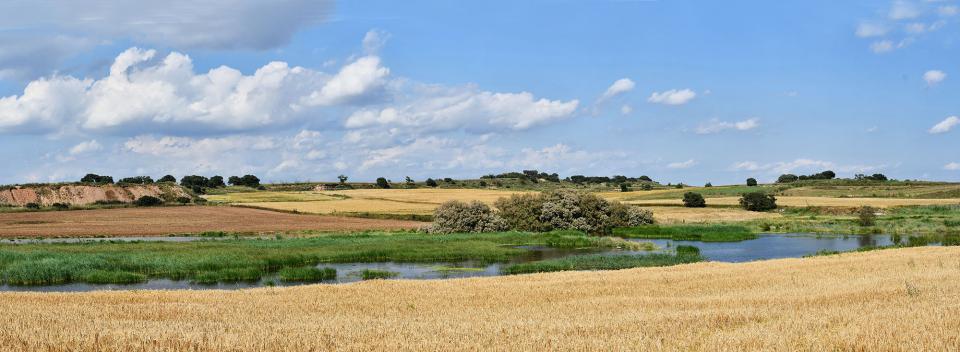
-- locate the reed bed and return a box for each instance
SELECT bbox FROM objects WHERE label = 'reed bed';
[0,247,957,350]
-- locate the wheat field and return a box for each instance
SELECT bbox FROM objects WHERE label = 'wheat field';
[1,246,957,351]
[624,196,960,208]
[234,188,529,215]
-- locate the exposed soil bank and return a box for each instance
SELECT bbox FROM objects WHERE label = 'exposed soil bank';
[0,184,189,206]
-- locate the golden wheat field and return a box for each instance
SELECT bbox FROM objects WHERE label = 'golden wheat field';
[641,206,782,223]
[0,246,957,351]
[232,188,529,215]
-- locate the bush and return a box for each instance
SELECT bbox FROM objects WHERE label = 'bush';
[376,177,390,189]
[134,196,163,207]
[425,178,438,187]
[777,174,799,183]
[641,184,653,191]
[620,183,630,192]
[682,192,706,208]
[51,203,70,210]
[118,176,153,184]
[608,203,655,228]
[739,192,777,211]
[80,174,113,184]
[857,206,877,226]
[704,182,712,187]
[746,178,758,186]
[24,203,41,209]
[157,175,177,183]
[228,175,261,188]
[180,175,210,189]
[175,197,192,204]
[426,200,508,234]
[495,194,549,232]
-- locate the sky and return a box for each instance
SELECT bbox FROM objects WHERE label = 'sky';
[0,0,958,185]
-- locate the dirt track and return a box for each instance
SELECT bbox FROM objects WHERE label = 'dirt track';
[0,206,424,237]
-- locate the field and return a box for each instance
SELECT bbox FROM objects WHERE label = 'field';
[620,195,960,208]
[0,246,956,350]
[0,206,423,237]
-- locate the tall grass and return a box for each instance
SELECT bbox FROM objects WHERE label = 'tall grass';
[279,267,336,282]
[502,246,702,275]
[361,269,399,280]
[613,225,756,242]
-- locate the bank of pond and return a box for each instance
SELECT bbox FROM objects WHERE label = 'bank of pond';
[0,227,956,292]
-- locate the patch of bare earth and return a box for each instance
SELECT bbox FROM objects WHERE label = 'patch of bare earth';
[0,206,424,237]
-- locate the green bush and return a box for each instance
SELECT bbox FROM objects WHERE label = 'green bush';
[426,200,508,234]
[857,206,877,226]
[51,203,70,210]
[134,196,164,207]
[376,177,390,189]
[682,192,706,208]
[739,192,777,211]
[746,178,758,186]
[175,197,192,204]
[24,203,41,209]
[361,269,398,280]
[492,190,653,235]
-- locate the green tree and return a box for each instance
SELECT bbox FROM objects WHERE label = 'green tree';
[376,177,391,189]
[425,178,438,187]
[682,192,706,208]
[746,178,758,186]
[338,175,348,184]
[739,192,777,211]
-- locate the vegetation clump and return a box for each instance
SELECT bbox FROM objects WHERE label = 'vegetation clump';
[614,224,756,242]
[740,192,777,211]
[426,201,508,233]
[502,247,703,275]
[746,178,758,186]
[857,206,878,226]
[80,174,114,184]
[682,192,706,208]
[362,269,399,280]
[134,196,163,207]
[279,267,336,282]
[491,190,654,235]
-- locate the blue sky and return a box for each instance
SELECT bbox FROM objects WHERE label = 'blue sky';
[0,0,957,185]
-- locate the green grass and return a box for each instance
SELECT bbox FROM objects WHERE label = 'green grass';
[502,246,703,275]
[361,269,398,280]
[613,225,756,242]
[278,267,336,282]
[748,205,960,236]
[0,230,650,286]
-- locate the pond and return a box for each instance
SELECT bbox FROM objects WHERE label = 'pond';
[0,233,935,292]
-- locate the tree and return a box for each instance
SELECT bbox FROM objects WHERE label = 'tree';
[425,178,438,187]
[704,182,713,187]
[239,175,260,188]
[376,177,390,189]
[118,176,153,184]
[479,180,487,187]
[405,176,415,186]
[638,175,653,182]
[158,175,177,183]
[641,184,653,191]
[207,175,226,188]
[620,183,630,192]
[179,175,210,189]
[338,175,349,184]
[739,192,777,211]
[228,176,241,186]
[746,178,758,187]
[80,174,114,184]
[682,192,706,208]
[777,174,799,183]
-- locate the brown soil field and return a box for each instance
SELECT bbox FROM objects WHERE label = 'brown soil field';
[0,206,424,237]
[0,246,957,351]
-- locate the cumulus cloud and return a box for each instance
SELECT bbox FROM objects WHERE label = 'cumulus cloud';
[923,70,946,86]
[344,84,579,134]
[598,78,635,102]
[889,1,921,20]
[871,40,895,53]
[0,1,332,78]
[929,116,959,134]
[362,29,391,55]
[648,89,696,105]
[695,118,759,134]
[940,5,959,17]
[945,162,960,171]
[304,56,390,106]
[69,140,103,155]
[667,159,696,169]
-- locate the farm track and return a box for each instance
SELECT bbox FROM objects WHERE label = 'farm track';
[0,246,957,351]
[0,206,424,237]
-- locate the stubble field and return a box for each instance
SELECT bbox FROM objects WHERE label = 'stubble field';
[0,246,956,351]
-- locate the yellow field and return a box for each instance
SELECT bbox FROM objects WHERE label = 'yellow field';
[1,246,957,351]
[625,196,960,208]
[641,206,781,224]
[235,188,528,215]
[203,191,340,203]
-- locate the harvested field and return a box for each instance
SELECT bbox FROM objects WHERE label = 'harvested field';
[0,206,423,237]
[0,247,957,350]
[640,206,781,223]
[625,196,960,208]
[235,188,529,216]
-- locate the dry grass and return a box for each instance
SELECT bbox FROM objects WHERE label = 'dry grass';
[640,206,781,224]
[240,188,529,215]
[0,206,423,237]
[625,196,960,208]
[0,246,957,351]
[203,191,340,203]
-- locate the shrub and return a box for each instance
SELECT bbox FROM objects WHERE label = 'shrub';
[80,174,114,184]
[425,178,438,187]
[24,203,41,209]
[641,184,653,191]
[118,176,154,184]
[180,175,210,189]
[427,200,508,234]
[777,174,799,183]
[620,183,630,192]
[175,197,192,204]
[739,192,777,211]
[362,269,398,280]
[157,175,177,183]
[134,196,163,207]
[682,192,706,208]
[278,267,336,282]
[857,206,877,226]
[376,177,391,189]
[479,180,487,187]
[746,178,758,186]
[228,175,261,188]
[495,194,548,232]
[704,182,712,188]
[608,203,655,228]
[51,203,70,210]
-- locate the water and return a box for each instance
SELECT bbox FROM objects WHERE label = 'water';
[0,233,932,292]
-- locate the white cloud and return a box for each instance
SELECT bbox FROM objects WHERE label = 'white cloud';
[667,159,696,169]
[695,118,759,134]
[929,116,959,134]
[648,89,696,105]
[871,40,895,53]
[889,1,921,20]
[620,105,633,115]
[304,56,390,106]
[904,22,928,34]
[923,70,946,86]
[362,29,391,55]
[856,22,888,37]
[344,85,579,133]
[69,140,102,155]
[0,1,332,77]
[945,162,960,171]
[940,5,959,17]
[123,135,277,157]
[598,78,635,102]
